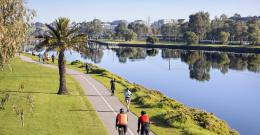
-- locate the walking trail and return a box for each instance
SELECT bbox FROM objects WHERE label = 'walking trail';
[20,55,155,135]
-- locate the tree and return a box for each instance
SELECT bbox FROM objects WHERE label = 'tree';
[80,19,102,39]
[247,19,260,45]
[188,12,210,40]
[209,16,225,41]
[123,29,137,41]
[161,23,179,41]
[146,36,159,44]
[219,32,230,44]
[151,24,160,35]
[115,22,128,40]
[36,17,87,94]
[230,21,248,44]
[128,23,149,39]
[184,31,199,45]
[0,0,34,69]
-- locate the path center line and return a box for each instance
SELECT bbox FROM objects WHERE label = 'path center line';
[80,75,135,135]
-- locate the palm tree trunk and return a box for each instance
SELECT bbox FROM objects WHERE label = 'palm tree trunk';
[57,49,67,95]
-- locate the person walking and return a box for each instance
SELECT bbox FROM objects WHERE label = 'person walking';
[137,111,150,135]
[51,54,55,64]
[110,78,116,96]
[124,88,132,112]
[116,108,128,135]
[38,53,42,62]
[85,63,90,73]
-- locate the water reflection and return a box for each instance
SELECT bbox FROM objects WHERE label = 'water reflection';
[79,45,260,81]
[80,44,104,63]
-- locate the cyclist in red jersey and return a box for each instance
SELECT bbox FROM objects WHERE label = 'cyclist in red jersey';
[137,111,150,135]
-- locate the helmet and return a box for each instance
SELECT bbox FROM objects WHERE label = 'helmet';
[120,108,124,113]
[141,111,146,115]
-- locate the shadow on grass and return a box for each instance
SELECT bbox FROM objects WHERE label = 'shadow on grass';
[150,114,173,128]
[0,90,57,95]
[69,109,118,113]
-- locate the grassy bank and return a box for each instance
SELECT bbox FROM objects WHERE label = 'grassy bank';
[22,53,239,135]
[0,58,108,135]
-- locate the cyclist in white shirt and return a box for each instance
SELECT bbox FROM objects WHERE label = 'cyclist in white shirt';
[124,88,132,112]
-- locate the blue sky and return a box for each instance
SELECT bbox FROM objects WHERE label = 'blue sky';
[27,0,260,23]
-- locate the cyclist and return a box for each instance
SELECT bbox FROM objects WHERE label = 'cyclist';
[124,88,132,112]
[116,108,128,135]
[137,111,150,135]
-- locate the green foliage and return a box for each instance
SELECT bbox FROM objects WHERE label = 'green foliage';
[161,23,180,40]
[35,17,87,94]
[146,36,159,44]
[188,12,210,40]
[80,19,103,39]
[128,22,149,38]
[219,32,230,44]
[184,31,199,45]
[123,29,137,41]
[71,60,83,65]
[0,0,34,69]
[115,22,128,40]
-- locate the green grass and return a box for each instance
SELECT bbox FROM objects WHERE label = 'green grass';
[21,53,239,135]
[0,58,109,135]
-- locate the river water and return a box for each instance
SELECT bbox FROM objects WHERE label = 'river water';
[63,45,260,135]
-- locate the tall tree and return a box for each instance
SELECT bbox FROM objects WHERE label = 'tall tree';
[80,19,102,39]
[247,18,260,45]
[188,12,210,40]
[0,0,34,69]
[160,23,179,41]
[36,17,87,94]
[128,23,149,39]
[231,21,248,44]
[115,22,128,40]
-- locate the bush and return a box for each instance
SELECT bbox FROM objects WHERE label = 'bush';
[71,60,83,65]
[159,110,192,128]
[184,31,199,45]
[219,31,230,44]
[192,111,235,135]
[146,36,159,44]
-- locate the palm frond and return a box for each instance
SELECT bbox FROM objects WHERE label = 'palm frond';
[46,24,60,39]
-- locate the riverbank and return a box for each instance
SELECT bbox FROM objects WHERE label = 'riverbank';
[90,39,260,54]
[22,53,239,135]
[0,58,108,135]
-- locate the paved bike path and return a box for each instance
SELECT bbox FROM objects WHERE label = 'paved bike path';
[20,55,155,135]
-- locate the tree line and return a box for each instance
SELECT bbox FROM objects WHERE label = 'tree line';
[77,12,260,45]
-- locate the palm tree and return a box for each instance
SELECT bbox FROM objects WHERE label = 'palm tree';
[36,17,87,95]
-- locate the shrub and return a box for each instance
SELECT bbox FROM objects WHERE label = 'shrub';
[71,60,83,65]
[192,111,234,135]
[184,31,199,45]
[159,110,192,128]
[219,31,230,44]
[146,36,159,44]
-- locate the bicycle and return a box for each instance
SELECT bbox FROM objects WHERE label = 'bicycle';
[117,126,126,135]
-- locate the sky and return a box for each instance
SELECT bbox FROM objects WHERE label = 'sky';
[27,0,260,23]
